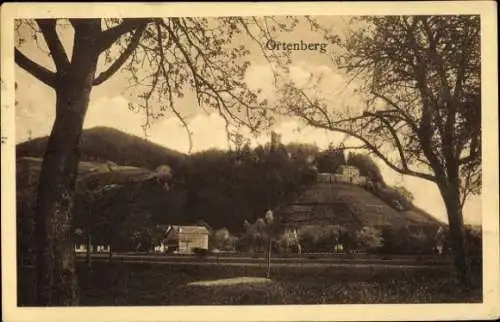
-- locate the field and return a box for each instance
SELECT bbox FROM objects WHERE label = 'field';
[18,258,482,306]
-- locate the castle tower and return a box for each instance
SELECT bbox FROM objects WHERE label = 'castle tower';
[270,131,282,152]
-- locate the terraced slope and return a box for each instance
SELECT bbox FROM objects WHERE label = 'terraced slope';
[278,182,441,228]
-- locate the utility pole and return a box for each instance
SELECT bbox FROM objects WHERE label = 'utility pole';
[266,237,272,279]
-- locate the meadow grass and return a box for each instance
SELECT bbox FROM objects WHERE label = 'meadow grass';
[18,261,482,306]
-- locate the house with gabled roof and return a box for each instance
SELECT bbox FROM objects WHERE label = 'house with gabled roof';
[164,225,210,254]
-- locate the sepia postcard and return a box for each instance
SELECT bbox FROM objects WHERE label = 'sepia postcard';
[1,2,499,322]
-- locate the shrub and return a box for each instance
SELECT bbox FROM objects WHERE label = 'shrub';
[210,227,237,252]
[371,185,413,211]
[380,226,438,255]
[354,226,383,252]
[297,225,340,252]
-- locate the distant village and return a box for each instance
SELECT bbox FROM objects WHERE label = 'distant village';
[76,224,210,255]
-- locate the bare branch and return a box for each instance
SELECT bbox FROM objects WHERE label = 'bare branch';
[296,109,436,183]
[93,23,147,86]
[159,19,255,131]
[97,19,151,53]
[420,17,455,106]
[15,48,56,88]
[417,99,447,182]
[363,111,409,171]
[370,90,419,133]
[35,19,70,72]
[161,19,202,105]
[155,20,193,153]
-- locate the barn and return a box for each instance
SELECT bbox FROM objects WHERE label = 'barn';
[164,225,210,254]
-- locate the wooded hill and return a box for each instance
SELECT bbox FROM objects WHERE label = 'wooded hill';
[16,126,186,171]
[16,127,442,254]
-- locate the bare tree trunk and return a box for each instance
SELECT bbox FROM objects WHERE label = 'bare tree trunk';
[440,183,472,288]
[86,233,92,269]
[86,204,92,269]
[34,22,99,305]
[266,239,271,278]
[35,93,87,305]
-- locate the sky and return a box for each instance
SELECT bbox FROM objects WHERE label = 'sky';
[14,17,482,225]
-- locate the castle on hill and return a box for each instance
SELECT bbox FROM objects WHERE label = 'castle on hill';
[318,165,371,186]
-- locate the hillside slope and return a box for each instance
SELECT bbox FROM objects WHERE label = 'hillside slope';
[16,127,185,170]
[16,156,170,204]
[277,182,442,228]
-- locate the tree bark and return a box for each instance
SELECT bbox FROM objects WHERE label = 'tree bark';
[86,232,92,269]
[440,183,472,288]
[35,88,87,305]
[34,21,100,306]
[86,203,92,269]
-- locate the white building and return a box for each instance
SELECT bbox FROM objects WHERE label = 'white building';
[317,165,370,186]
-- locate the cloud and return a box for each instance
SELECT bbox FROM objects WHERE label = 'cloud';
[245,60,365,116]
[288,64,313,88]
[244,63,276,101]
[314,64,333,74]
[154,112,230,153]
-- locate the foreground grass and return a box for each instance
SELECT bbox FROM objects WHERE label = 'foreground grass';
[18,261,482,306]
